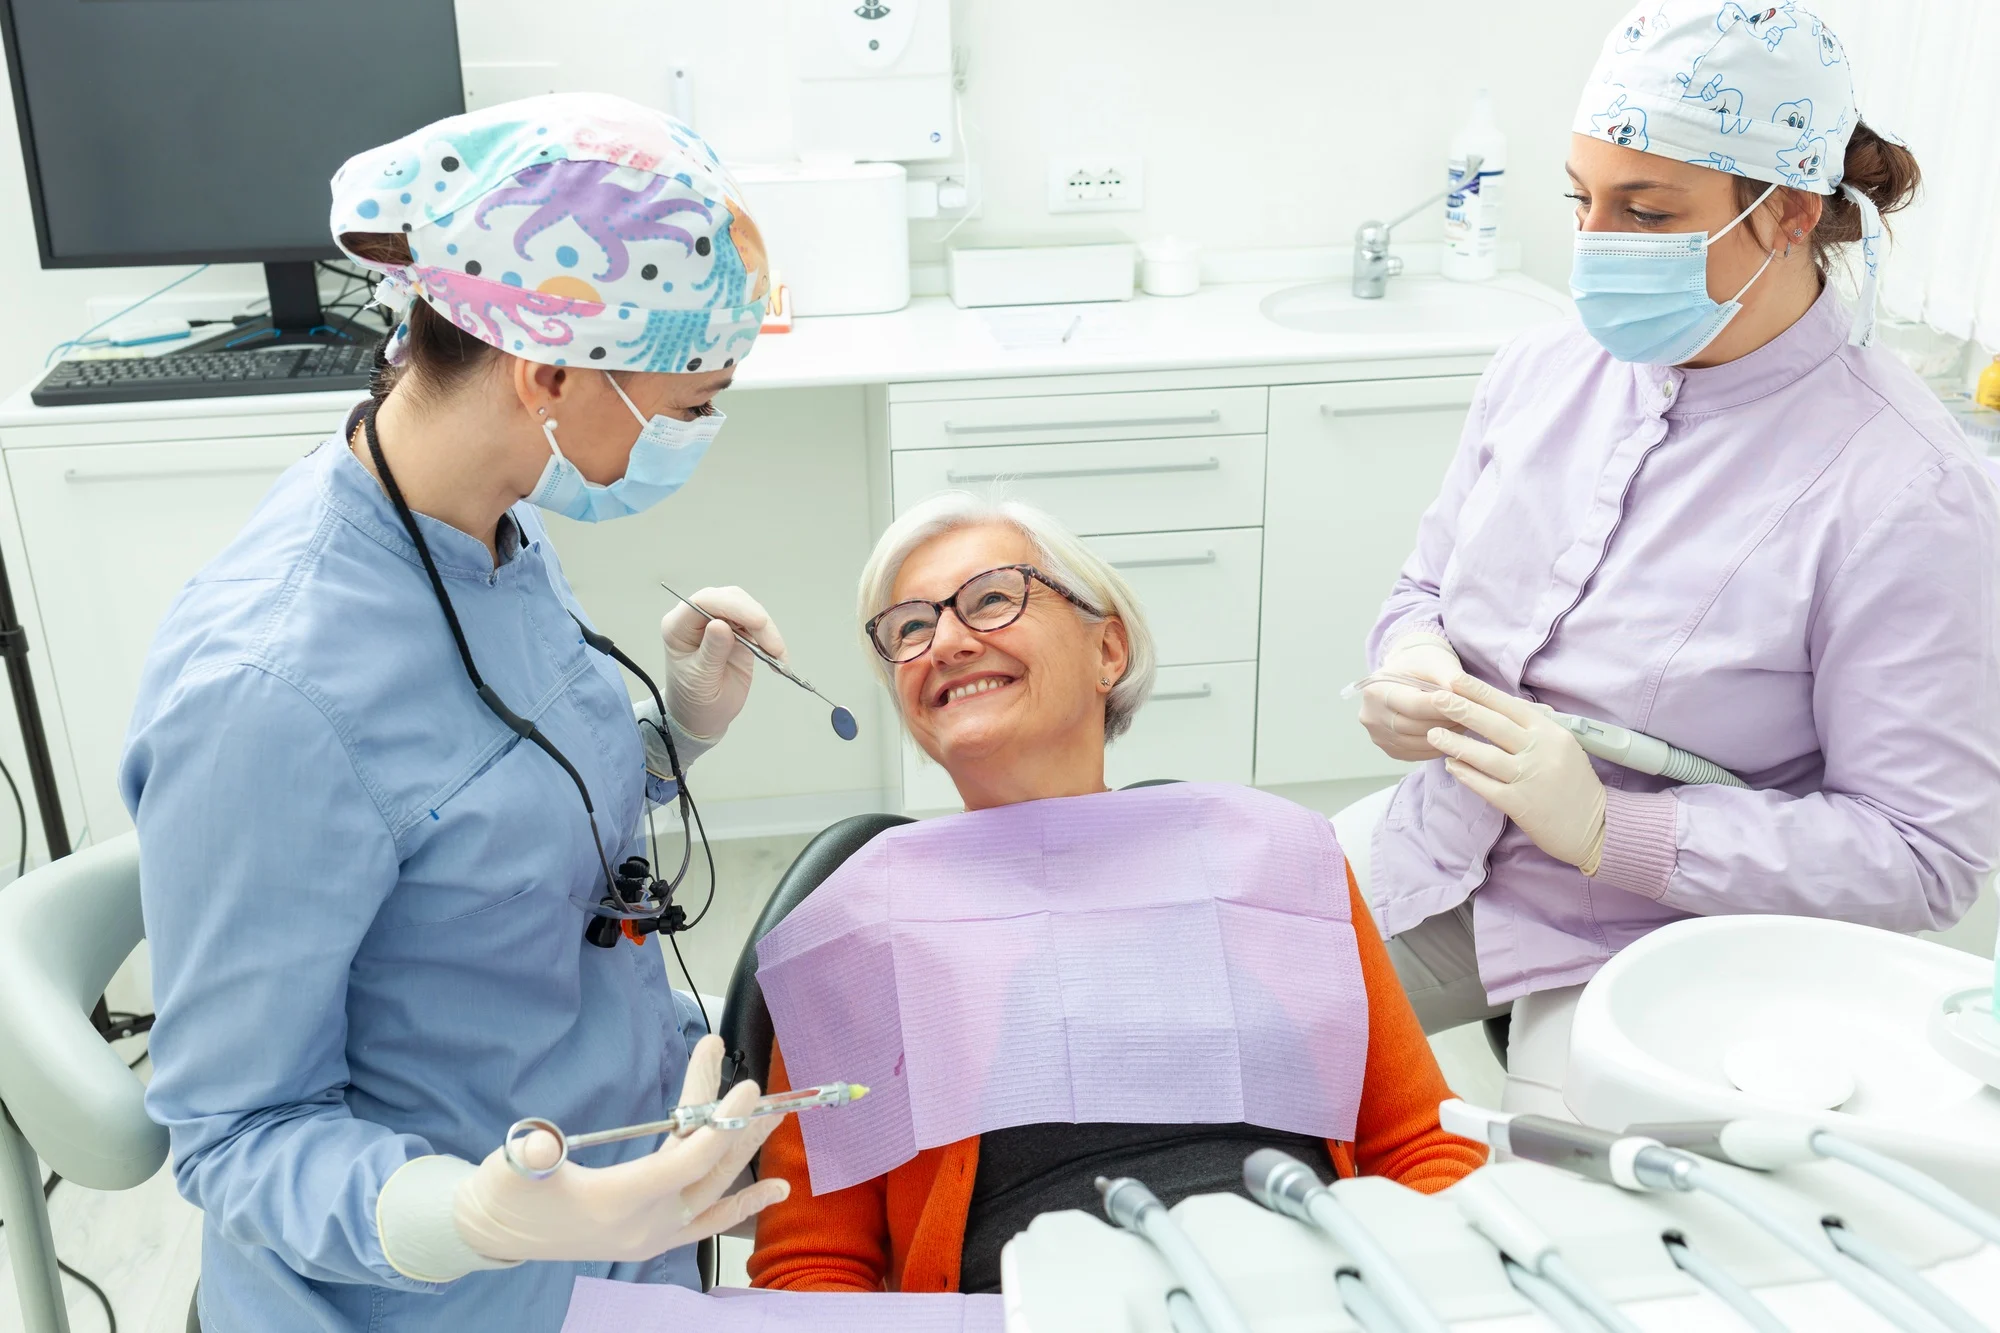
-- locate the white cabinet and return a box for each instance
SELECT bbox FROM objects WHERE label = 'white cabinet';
[887,381,1272,812]
[1254,377,1477,787]
[7,435,319,841]
[1082,528,1262,667]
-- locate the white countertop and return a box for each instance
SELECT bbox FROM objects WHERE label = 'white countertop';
[0,273,1571,430]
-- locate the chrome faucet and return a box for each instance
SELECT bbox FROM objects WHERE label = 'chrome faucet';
[1352,154,1483,299]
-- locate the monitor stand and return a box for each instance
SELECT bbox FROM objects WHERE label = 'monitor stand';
[181,260,377,354]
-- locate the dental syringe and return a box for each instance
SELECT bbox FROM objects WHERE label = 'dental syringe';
[1344,672,1747,788]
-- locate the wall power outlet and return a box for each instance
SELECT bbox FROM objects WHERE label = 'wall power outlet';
[1046,157,1144,213]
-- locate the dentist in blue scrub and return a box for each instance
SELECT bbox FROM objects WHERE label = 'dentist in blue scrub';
[120,96,792,1331]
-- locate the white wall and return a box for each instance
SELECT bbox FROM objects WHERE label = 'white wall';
[454,0,1626,287]
[1,0,1628,396]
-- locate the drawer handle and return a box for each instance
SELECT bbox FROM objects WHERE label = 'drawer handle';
[1149,684,1213,702]
[1109,550,1218,570]
[64,463,283,484]
[941,410,1222,436]
[945,457,1220,485]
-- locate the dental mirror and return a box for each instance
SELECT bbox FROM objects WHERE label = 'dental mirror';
[660,582,858,741]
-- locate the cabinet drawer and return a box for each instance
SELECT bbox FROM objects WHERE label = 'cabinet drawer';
[899,661,1257,811]
[1109,662,1256,790]
[890,386,1266,451]
[8,435,317,842]
[1083,528,1261,667]
[892,435,1265,536]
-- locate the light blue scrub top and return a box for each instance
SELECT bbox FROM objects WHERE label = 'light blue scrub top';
[121,434,712,1333]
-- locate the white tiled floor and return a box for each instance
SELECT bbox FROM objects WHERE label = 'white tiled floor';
[0,832,1506,1333]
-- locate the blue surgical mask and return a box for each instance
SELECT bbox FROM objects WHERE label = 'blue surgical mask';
[1570,181,1780,366]
[528,372,724,523]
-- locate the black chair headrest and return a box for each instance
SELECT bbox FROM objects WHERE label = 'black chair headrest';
[719,811,913,1091]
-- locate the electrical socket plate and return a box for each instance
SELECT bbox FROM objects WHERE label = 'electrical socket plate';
[1046,156,1143,213]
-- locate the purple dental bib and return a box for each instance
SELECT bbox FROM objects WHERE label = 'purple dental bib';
[755,783,1369,1195]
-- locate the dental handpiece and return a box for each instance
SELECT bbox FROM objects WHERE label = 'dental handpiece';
[1629,1117,2000,1249]
[1344,672,1746,788]
[1440,1102,1949,1333]
[1245,1148,1447,1333]
[1096,1175,1253,1333]
[504,1081,867,1179]
[660,581,859,740]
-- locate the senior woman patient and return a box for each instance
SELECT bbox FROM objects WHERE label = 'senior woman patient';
[747,493,1484,1295]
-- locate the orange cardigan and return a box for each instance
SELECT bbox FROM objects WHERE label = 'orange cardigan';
[748,870,1487,1294]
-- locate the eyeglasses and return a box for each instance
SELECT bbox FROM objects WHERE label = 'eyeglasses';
[865,564,1097,664]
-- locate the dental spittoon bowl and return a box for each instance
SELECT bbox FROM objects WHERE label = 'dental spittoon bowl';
[1565,914,2000,1207]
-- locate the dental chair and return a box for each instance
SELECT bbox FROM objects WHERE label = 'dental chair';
[0,833,180,1333]
[719,813,916,1091]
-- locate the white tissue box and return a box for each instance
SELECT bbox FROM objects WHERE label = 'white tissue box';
[947,236,1135,308]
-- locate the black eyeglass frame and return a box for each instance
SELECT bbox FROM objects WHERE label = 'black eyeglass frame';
[865,563,1098,664]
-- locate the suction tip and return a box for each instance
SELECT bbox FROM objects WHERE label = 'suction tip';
[831,706,858,740]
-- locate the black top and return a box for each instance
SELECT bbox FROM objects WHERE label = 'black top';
[957,1122,1340,1295]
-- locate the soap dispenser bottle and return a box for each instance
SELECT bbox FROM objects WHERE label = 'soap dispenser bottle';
[1443,89,1506,282]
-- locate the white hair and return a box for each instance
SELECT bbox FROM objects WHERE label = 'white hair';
[857,491,1158,741]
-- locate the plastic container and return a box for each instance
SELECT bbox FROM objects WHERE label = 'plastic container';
[1977,353,2000,410]
[1442,89,1506,283]
[1139,236,1201,297]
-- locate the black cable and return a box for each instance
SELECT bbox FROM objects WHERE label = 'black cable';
[360,404,625,899]
[0,753,25,880]
[58,1258,116,1333]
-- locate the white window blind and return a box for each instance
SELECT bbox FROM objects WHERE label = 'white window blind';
[1817,0,2000,346]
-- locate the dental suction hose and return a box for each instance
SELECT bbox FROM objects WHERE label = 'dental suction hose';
[1547,710,1747,788]
[1342,673,1746,788]
[1096,1175,1251,1333]
[1246,1148,1448,1333]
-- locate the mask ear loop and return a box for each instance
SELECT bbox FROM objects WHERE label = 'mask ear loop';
[603,370,651,427]
[1706,179,1783,304]
[1706,180,1782,248]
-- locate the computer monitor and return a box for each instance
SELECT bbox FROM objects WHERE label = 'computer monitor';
[1,0,466,350]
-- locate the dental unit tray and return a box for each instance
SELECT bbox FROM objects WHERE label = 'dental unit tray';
[1344,672,1747,787]
[1000,1156,2000,1331]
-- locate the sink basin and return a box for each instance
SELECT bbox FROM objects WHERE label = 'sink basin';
[1260,276,1567,337]
[1566,914,2000,1207]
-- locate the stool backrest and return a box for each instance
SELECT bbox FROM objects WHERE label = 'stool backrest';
[0,833,166,1188]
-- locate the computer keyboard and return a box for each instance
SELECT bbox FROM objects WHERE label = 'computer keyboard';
[32,341,378,406]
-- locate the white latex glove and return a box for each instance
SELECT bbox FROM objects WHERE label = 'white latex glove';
[452,1036,787,1265]
[1425,674,1607,875]
[660,586,788,742]
[1358,631,1467,763]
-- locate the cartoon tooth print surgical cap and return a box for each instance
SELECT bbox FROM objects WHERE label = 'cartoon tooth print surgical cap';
[1574,2,1887,344]
[330,92,768,373]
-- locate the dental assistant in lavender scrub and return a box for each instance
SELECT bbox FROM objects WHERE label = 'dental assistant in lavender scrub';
[1353,1,2000,1111]
[121,96,794,1332]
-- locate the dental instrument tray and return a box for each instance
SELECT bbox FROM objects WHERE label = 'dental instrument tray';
[1000,1154,2000,1331]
